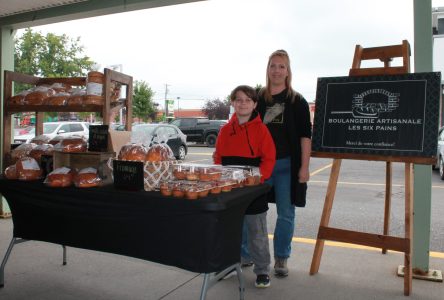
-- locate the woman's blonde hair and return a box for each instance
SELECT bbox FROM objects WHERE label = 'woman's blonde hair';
[260,49,296,103]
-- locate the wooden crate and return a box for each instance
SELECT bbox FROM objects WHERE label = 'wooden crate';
[53,151,115,170]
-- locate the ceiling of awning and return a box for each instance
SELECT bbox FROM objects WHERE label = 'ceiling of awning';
[0,0,203,29]
[0,0,88,18]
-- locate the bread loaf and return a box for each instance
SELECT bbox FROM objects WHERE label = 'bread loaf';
[16,157,43,181]
[54,136,87,153]
[4,165,18,180]
[74,167,101,188]
[44,167,75,187]
[118,144,147,162]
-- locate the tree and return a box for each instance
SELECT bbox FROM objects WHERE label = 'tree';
[132,80,157,122]
[14,28,97,121]
[202,98,230,120]
[14,29,96,85]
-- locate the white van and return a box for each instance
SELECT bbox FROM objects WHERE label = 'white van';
[14,121,89,144]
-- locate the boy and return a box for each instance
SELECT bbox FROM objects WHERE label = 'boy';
[213,85,276,288]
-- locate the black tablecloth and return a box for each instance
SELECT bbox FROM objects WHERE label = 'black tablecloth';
[0,179,270,273]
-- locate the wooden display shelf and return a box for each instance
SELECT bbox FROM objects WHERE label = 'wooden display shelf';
[5,101,126,113]
[2,69,133,172]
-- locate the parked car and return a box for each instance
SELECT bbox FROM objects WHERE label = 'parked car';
[13,121,90,144]
[169,117,227,147]
[436,126,444,180]
[131,123,188,160]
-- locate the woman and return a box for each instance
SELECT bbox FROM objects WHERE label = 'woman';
[256,49,312,277]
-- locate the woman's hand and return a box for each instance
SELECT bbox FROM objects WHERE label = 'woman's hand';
[298,166,310,183]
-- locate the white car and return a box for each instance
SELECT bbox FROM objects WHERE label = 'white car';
[14,122,90,144]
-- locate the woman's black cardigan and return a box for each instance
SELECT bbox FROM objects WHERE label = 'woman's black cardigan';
[256,92,312,207]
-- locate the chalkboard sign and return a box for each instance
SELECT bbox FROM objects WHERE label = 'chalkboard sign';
[88,125,109,152]
[312,72,441,162]
[113,160,144,191]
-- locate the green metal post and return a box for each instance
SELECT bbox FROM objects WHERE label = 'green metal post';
[0,26,15,217]
[413,0,432,272]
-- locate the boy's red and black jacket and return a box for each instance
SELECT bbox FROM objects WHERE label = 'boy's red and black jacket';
[214,111,276,214]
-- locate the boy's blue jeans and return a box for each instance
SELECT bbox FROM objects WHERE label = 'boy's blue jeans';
[241,156,295,261]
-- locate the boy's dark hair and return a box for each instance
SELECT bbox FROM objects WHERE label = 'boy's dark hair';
[229,85,258,102]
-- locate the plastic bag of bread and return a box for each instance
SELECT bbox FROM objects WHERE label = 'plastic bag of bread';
[4,164,18,180]
[16,157,43,181]
[9,89,31,105]
[44,167,76,187]
[118,143,147,162]
[74,167,101,188]
[44,91,70,106]
[146,143,174,162]
[23,85,55,105]
[31,134,52,145]
[11,143,37,162]
[49,82,72,93]
[48,135,63,145]
[83,95,104,105]
[67,88,86,106]
[29,144,54,161]
[54,136,87,153]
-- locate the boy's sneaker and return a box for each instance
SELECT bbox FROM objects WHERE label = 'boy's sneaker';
[255,274,271,288]
[274,258,288,277]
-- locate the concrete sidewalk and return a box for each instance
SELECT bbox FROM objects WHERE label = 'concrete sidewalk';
[0,218,443,300]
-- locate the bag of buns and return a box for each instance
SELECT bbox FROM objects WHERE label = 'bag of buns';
[29,144,54,161]
[44,167,76,187]
[54,136,87,153]
[67,88,86,106]
[9,89,31,105]
[49,82,72,93]
[23,85,55,105]
[74,167,101,188]
[11,143,37,162]
[4,164,18,180]
[16,157,43,181]
[31,134,52,145]
[48,135,63,145]
[118,143,147,162]
[44,91,70,106]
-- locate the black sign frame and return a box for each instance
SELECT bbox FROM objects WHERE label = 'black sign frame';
[312,72,441,163]
[112,160,144,191]
[88,125,109,152]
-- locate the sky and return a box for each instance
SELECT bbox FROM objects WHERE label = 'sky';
[21,0,444,109]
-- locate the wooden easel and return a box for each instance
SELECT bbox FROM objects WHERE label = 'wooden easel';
[309,40,414,296]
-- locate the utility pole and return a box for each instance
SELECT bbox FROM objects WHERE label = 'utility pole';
[164,84,170,120]
[164,84,170,102]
